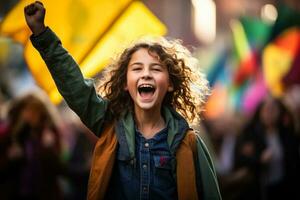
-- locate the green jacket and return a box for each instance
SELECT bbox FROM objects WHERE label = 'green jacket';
[30,27,222,200]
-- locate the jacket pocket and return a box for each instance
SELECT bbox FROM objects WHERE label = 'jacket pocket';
[117,151,134,182]
[153,154,175,189]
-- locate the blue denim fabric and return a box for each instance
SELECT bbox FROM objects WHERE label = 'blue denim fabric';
[106,127,177,200]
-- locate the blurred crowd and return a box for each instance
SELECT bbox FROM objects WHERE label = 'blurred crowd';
[201,85,300,200]
[0,90,96,200]
[0,87,300,200]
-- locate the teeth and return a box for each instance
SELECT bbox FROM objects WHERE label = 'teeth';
[139,84,154,89]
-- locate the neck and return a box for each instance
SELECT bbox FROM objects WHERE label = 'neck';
[134,107,165,139]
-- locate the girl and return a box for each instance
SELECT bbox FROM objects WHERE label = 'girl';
[24,1,221,199]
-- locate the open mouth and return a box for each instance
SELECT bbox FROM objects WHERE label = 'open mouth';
[138,84,155,99]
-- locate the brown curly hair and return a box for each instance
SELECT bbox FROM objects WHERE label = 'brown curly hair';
[97,37,210,123]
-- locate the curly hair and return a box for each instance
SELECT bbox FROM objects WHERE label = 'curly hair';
[97,37,210,123]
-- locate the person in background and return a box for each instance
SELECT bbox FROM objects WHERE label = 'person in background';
[202,113,250,200]
[234,95,300,200]
[0,91,65,200]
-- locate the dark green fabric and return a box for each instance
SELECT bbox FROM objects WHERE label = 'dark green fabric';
[195,134,222,199]
[31,27,108,136]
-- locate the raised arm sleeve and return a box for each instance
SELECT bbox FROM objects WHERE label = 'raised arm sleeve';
[30,27,108,136]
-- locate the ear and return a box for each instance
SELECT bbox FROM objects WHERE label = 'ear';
[168,86,174,92]
[168,82,174,92]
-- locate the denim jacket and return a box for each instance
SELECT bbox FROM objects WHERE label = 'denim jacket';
[30,27,221,200]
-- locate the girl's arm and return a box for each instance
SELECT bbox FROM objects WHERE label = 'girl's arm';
[24,2,108,135]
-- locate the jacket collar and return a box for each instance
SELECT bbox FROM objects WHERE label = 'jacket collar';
[115,106,190,160]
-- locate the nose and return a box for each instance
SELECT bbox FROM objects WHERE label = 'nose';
[141,68,152,79]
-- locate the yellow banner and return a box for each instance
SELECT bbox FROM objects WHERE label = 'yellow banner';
[1,0,167,104]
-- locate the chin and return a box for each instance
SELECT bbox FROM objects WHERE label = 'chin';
[138,104,155,110]
[136,101,159,111]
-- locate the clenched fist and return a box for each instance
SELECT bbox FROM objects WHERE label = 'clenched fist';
[24,1,46,36]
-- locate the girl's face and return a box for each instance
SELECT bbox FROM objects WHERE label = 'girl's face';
[125,48,173,113]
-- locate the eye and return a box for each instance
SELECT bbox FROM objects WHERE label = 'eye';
[152,65,163,72]
[132,67,142,71]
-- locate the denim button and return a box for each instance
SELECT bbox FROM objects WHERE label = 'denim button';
[143,164,147,169]
[144,142,149,147]
[143,186,147,192]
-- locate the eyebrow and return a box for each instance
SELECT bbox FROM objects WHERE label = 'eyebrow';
[129,62,163,67]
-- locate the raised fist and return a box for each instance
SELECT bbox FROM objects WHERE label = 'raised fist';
[24,1,46,35]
